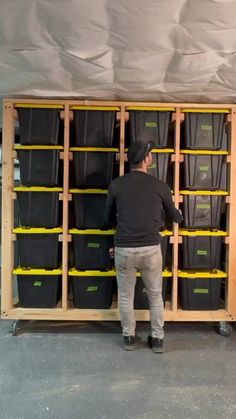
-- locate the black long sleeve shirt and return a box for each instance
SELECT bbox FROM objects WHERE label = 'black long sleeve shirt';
[105,171,182,247]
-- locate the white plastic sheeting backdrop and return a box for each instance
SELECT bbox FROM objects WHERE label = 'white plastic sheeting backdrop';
[0,0,236,125]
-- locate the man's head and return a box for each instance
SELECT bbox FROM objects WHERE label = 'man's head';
[127,140,155,170]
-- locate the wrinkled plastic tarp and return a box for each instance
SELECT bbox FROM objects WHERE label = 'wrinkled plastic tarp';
[1,0,236,125]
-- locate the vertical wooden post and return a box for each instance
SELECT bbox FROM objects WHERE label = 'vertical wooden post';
[1,101,15,315]
[119,106,126,176]
[61,105,70,310]
[227,108,236,316]
[172,108,181,311]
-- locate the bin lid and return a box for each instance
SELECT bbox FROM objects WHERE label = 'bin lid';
[14,186,62,192]
[69,189,107,194]
[124,148,174,153]
[181,108,230,113]
[69,268,172,277]
[13,268,62,275]
[180,149,228,155]
[70,229,172,236]
[69,228,115,235]
[127,106,175,111]
[13,227,62,234]
[68,269,117,276]
[14,145,63,150]
[180,190,228,196]
[179,229,227,237]
[178,269,227,278]
[70,147,119,152]
[15,103,64,109]
[160,230,172,236]
[151,148,174,153]
[70,106,120,111]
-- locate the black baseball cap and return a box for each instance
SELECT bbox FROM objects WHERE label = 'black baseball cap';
[127,140,155,164]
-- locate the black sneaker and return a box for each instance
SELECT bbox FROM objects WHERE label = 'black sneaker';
[123,335,135,351]
[148,335,163,353]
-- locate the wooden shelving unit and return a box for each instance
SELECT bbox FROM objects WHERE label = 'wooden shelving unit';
[2,99,236,326]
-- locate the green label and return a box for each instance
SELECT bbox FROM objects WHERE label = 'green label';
[87,286,98,292]
[87,242,100,248]
[199,166,209,171]
[194,288,209,294]
[145,121,157,128]
[196,204,211,209]
[201,124,212,131]
[142,288,147,294]
[196,250,208,256]
[34,281,42,287]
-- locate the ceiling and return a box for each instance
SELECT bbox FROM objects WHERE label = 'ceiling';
[1,0,236,126]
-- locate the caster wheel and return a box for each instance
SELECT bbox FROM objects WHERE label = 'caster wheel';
[218,321,232,337]
[11,321,20,336]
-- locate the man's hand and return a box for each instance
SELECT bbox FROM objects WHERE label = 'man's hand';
[109,247,114,258]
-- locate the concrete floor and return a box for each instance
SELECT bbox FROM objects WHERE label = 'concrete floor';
[0,320,235,419]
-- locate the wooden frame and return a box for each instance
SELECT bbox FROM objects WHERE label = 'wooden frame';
[2,98,236,322]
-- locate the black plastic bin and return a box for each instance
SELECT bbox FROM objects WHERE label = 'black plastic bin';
[17,107,61,145]
[15,187,61,228]
[14,228,61,269]
[14,268,62,308]
[160,233,171,269]
[73,109,117,147]
[147,153,171,182]
[181,231,224,270]
[69,270,114,309]
[70,229,114,270]
[179,270,226,310]
[134,272,171,309]
[129,109,173,148]
[181,193,224,229]
[184,111,228,150]
[71,191,107,229]
[183,153,226,190]
[16,146,62,186]
[73,151,114,188]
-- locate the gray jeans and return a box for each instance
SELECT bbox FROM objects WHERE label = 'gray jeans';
[115,245,164,339]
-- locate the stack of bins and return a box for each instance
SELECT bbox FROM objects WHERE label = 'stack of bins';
[13,105,63,308]
[128,107,175,306]
[69,106,118,309]
[133,230,172,309]
[179,109,229,310]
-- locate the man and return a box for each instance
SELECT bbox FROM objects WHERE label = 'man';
[105,140,182,352]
